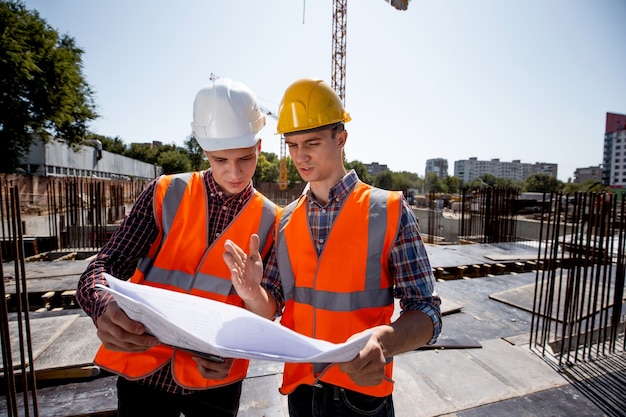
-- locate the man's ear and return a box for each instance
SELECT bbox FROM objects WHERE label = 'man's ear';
[337,130,348,148]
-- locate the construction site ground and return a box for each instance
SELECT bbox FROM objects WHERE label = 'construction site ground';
[1,242,624,416]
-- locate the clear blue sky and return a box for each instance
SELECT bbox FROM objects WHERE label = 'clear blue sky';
[23,0,626,182]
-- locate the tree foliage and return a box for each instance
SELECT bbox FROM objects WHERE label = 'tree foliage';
[254,152,280,183]
[345,160,373,185]
[157,149,191,174]
[523,173,563,193]
[184,135,209,171]
[0,0,98,172]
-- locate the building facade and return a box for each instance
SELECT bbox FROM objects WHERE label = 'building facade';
[365,162,389,176]
[454,157,558,183]
[574,165,603,184]
[602,112,626,189]
[21,139,161,180]
[425,158,448,179]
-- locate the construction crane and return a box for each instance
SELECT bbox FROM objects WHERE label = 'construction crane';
[211,1,409,191]
[331,0,409,103]
[258,106,289,190]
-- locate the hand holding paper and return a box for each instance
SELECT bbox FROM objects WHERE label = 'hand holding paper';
[97,274,370,363]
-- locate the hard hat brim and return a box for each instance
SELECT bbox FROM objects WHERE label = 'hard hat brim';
[195,132,261,152]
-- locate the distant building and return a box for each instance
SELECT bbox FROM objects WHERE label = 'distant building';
[574,165,602,184]
[602,112,626,188]
[365,162,389,176]
[425,158,448,180]
[454,157,557,183]
[20,139,161,180]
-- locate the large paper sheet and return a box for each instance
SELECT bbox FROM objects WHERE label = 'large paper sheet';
[97,274,370,363]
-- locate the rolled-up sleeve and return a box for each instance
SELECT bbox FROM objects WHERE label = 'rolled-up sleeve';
[390,199,442,344]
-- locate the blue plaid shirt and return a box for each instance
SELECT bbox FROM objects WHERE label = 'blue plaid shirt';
[262,170,442,343]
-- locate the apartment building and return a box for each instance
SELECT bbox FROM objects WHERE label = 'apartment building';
[602,112,626,188]
[454,157,557,183]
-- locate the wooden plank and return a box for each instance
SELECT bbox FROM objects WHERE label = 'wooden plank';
[35,365,100,380]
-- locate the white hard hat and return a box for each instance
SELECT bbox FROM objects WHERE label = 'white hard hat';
[191,78,266,151]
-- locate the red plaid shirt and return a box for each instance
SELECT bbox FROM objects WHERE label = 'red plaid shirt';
[77,169,254,394]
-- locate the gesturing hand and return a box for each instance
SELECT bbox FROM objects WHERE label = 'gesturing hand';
[223,234,264,302]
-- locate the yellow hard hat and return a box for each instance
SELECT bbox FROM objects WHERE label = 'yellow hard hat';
[276,78,351,135]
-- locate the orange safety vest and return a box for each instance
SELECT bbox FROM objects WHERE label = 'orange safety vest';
[276,182,402,397]
[95,171,279,390]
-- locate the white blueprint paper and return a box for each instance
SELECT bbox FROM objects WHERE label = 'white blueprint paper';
[97,274,370,363]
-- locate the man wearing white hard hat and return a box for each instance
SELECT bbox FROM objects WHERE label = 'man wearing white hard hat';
[77,78,280,416]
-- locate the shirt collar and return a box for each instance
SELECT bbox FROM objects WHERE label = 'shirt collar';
[205,169,254,202]
[303,169,359,207]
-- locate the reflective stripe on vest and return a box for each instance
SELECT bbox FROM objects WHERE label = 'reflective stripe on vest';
[95,171,278,389]
[276,182,402,397]
[136,173,276,296]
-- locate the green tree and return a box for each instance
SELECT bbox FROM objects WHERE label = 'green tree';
[125,143,159,164]
[286,157,301,186]
[95,134,127,155]
[0,0,98,172]
[254,152,280,183]
[345,160,372,184]
[373,171,394,190]
[524,173,563,193]
[480,174,498,187]
[424,172,444,193]
[184,135,209,171]
[393,171,420,193]
[443,175,460,194]
[157,149,191,174]
[562,180,581,195]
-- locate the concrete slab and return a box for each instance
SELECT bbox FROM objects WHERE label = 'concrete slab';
[424,242,543,268]
[0,313,79,368]
[1,249,621,416]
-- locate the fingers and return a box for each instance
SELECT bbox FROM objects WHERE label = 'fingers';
[96,302,158,352]
[337,341,387,386]
[106,303,145,334]
[193,357,235,380]
[248,234,261,260]
[224,234,260,264]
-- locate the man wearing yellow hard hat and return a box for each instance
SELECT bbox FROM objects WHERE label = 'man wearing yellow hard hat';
[224,78,441,416]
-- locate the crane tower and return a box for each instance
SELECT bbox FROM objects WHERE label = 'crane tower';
[331,0,410,103]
